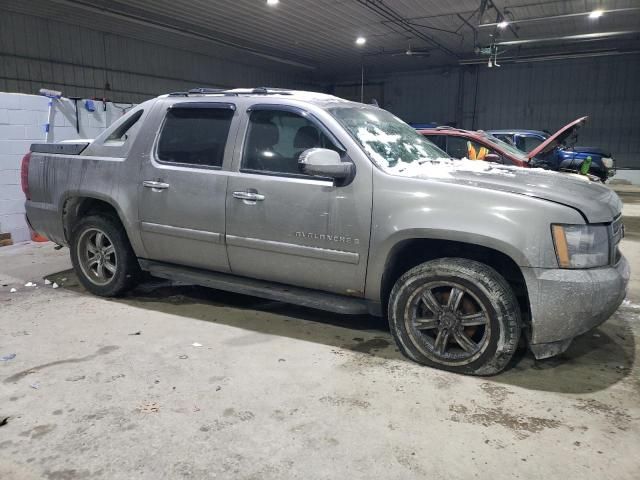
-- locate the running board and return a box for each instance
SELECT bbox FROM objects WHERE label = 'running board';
[138,259,369,315]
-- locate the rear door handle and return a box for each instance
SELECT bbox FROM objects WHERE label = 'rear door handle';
[232,191,265,201]
[143,180,170,191]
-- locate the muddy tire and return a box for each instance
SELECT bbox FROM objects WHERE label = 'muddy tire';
[388,258,520,376]
[70,214,140,297]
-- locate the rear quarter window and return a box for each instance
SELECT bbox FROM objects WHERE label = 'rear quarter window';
[105,110,143,144]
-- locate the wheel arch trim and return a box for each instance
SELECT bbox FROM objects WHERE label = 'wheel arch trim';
[59,192,144,256]
[366,229,530,306]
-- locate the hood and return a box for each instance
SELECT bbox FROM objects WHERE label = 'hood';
[388,158,621,223]
[528,116,588,159]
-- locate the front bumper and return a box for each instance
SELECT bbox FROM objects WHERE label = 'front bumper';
[522,255,630,359]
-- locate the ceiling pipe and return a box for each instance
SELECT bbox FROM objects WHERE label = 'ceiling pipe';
[496,30,640,46]
[479,7,640,28]
[459,49,640,65]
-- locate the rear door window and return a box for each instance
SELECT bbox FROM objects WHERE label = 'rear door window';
[157,104,235,168]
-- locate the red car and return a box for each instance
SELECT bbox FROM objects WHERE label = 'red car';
[418,127,529,167]
[418,117,587,171]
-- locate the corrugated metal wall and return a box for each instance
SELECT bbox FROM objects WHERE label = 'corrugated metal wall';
[362,55,640,169]
[0,10,307,103]
[465,56,640,169]
[383,69,462,127]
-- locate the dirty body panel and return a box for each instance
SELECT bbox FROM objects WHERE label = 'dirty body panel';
[523,255,629,354]
[26,99,158,253]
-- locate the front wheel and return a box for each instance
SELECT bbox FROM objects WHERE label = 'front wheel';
[388,258,521,375]
[70,214,140,297]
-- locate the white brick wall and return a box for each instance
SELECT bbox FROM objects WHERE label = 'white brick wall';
[0,92,135,242]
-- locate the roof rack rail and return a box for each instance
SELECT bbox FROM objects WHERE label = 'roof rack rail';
[188,87,233,95]
[167,87,293,97]
[250,87,292,95]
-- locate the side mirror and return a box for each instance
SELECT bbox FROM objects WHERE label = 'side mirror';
[484,153,502,164]
[298,148,353,180]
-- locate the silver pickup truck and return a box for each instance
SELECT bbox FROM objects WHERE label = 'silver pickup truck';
[22,88,629,375]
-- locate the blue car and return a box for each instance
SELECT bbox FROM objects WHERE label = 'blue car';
[488,118,615,182]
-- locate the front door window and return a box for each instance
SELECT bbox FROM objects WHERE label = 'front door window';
[242,109,339,176]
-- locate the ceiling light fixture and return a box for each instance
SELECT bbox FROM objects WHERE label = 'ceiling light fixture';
[497,20,509,29]
[589,9,604,19]
[355,36,367,46]
[267,0,279,6]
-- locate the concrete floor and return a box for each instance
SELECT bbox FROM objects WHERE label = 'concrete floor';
[1,194,639,480]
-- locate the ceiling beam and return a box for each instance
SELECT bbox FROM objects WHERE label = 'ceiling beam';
[355,0,459,59]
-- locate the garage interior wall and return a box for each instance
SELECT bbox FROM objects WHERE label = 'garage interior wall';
[0,93,130,242]
[0,9,308,103]
[349,53,640,170]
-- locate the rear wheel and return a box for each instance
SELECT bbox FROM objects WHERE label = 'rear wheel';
[70,214,140,297]
[388,258,521,375]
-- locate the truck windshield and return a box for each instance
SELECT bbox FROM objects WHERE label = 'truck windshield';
[329,106,449,170]
[481,132,530,162]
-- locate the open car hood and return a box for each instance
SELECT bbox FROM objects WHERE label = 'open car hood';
[527,116,588,159]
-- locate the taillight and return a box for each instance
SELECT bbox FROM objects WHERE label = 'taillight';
[21,152,32,200]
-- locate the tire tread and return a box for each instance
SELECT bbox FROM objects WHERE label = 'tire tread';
[70,214,140,297]
[388,258,521,376]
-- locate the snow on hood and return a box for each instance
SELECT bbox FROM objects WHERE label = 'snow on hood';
[385,157,520,179]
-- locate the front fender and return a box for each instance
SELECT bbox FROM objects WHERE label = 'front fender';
[364,171,584,302]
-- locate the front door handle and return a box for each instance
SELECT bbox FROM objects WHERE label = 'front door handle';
[232,191,265,202]
[143,180,170,191]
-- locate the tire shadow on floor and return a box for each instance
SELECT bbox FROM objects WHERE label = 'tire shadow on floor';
[44,269,636,394]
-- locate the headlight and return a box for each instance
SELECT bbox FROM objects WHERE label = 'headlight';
[551,224,609,268]
[602,157,614,169]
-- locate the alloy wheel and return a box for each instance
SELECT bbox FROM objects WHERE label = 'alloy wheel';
[77,228,117,286]
[404,282,491,365]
